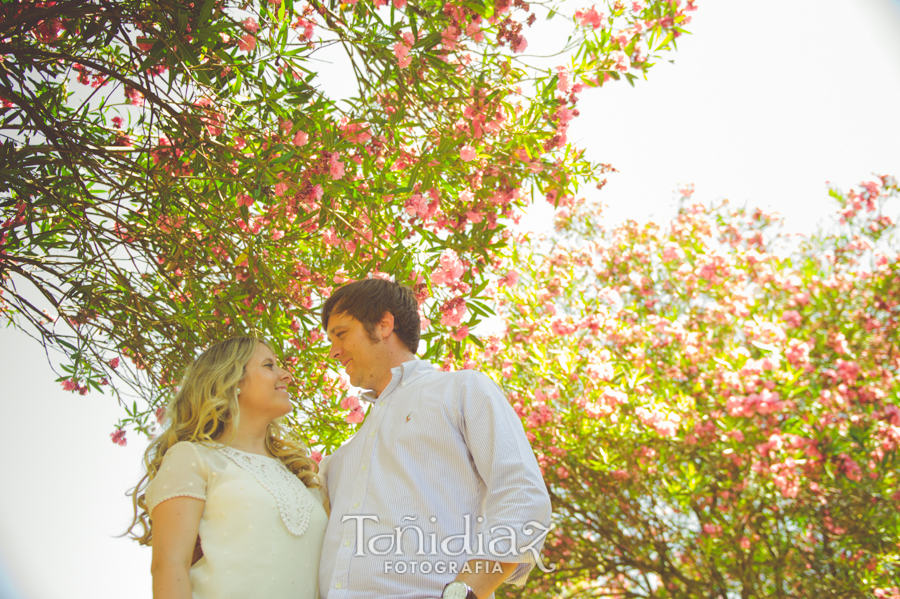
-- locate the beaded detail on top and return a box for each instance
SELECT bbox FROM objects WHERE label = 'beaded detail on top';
[218,447,315,537]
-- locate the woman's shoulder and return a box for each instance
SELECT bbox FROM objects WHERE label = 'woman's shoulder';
[160,440,225,468]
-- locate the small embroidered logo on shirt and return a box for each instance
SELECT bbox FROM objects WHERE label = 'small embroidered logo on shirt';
[405,413,412,423]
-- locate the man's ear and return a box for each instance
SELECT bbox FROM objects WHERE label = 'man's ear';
[377,311,395,340]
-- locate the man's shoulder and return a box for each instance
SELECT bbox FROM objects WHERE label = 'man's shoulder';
[420,364,491,382]
[420,366,504,396]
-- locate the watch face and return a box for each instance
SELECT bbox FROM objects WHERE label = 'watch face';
[443,582,469,599]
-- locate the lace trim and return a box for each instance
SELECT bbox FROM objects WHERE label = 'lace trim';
[217,447,315,537]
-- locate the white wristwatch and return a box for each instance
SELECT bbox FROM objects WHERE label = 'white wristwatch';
[441,581,477,599]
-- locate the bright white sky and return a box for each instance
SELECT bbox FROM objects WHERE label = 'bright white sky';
[1,1,899,598]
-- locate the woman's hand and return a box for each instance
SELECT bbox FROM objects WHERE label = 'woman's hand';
[150,496,204,599]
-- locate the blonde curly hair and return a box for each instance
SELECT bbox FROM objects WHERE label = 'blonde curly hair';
[126,336,320,545]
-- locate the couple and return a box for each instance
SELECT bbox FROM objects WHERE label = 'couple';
[128,279,552,599]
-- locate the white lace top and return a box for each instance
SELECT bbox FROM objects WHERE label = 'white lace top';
[145,442,327,599]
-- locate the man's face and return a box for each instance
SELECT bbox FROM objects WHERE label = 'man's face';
[326,311,384,390]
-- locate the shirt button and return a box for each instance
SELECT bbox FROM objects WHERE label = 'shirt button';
[335,582,342,589]
[369,431,375,437]
[361,464,367,470]
[352,502,359,509]
[344,540,351,546]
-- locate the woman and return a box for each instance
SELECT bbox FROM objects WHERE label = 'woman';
[127,336,327,599]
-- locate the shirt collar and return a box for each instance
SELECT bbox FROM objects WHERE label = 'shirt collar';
[359,359,435,403]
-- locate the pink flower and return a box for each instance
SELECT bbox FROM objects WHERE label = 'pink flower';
[702,523,722,536]
[273,182,289,197]
[460,145,477,162]
[33,18,64,43]
[610,51,631,73]
[310,450,323,463]
[466,211,484,224]
[108,357,120,369]
[430,249,465,286]
[450,325,469,341]
[404,193,429,218]
[611,469,629,481]
[329,152,345,180]
[61,379,78,392]
[237,193,254,208]
[550,316,577,336]
[739,536,751,550]
[322,227,340,247]
[340,395,361,410]
[238,33,257,52]
[124,86,144,107]
[155,406,166,423]
[346,407,365,424]
[661,242,683,262]
[110,428,127,447]
[511,36,528,53]
[782,309,802,328]
[440,297,468,327]
[293,130,308,146]
[393,41,412,68]
[575,6,606,29]
[243,17,260,33]
[393,0,407,7]
[556,66,572,93]
[111,116,123,128]
[635,406,681,437]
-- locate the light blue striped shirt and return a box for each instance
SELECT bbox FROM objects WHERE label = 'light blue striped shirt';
[318,360,552,599]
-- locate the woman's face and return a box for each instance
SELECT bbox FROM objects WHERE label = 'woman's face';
[237,343,293,422]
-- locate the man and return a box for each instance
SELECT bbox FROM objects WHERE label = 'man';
[317,278,552,599]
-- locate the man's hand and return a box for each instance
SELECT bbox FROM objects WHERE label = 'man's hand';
[448,560,517,599]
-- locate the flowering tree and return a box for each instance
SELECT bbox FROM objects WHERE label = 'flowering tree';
[0,0,694,444]
[473,177,900,597]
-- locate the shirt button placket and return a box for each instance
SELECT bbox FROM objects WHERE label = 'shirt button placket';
[336,383,398,595]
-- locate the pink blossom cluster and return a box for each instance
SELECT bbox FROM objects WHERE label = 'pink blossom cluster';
[440,296,467,327]
[583,399,613,419]
[61,378,90,395]
[338,118,371,144]
[340,395,365,424]
[291,13,316,41]
[549,315,577,336]
[430,249,465,286]
[583,351,614,383]
[329,152,345,180]
[110,428,127,446]
[725,389,786,418]
[635,406,681,437]
[575,6,606,29]
[393,32,415,68]
[476,174,900,589]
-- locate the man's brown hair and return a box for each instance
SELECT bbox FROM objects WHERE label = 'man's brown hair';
[321,278,420,354]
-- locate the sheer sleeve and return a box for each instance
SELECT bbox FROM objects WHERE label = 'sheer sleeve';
[145,441,209,517]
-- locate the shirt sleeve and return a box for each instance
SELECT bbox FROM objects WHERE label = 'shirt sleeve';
[456,372,553,586]
[144,441,209,517]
